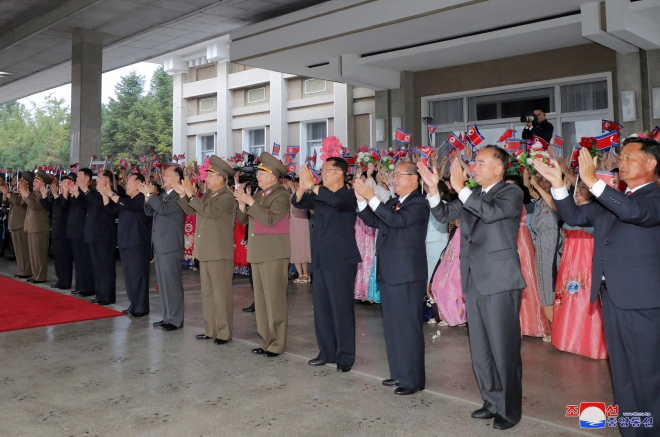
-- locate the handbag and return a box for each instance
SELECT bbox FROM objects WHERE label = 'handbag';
[253,212,290,235]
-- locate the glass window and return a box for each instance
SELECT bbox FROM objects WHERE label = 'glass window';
[198,97,215,112]
[307,121,326,169]
[304,78,327,94]
[560,119,603,158]
[431,98,463,125]
[560,81,608,113]
[248,128,265,156]
[200,135,214,160]
[468,88,554,121]
[247,87,266,104]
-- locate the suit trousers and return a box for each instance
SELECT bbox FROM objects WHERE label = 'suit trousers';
[199,259,234,340]
[601,286,660,437]
[27,231,49,281]
[120,244,150,314]
[464,272,522,425]
[380,279,426,391]
[154,251,184,328]
[11,228,31,276]
[88,242,116,304]
[52,238,73,288]
[71,239,95,295]
[313,264,358,365]
[252,258,289,354]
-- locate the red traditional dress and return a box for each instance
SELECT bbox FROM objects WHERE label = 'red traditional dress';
[233,215,249,275]
[551,225,608,359]
[183,190,203,269]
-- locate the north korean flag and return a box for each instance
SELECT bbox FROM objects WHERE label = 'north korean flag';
[650,126,660,141]
[395,128,412,144]
[272,143,281,157]
[310,168,322,184]
[312,150,317,166]
[569,145,581,167]
[286,146,300,156]
[532,135,550,150]
[503,139,521,153]
[119,158,129,169]
[467,125,485,147]
[602,119,623,132]
[498,129,516,142]
[445,133,466,151]
[369,148,381,162]
[286,163,297,174]
[427,124,437,134]
[414,146,434,167]
[284,153,296,164]
[551,136,564,148]
[595,131,619,151]
[358,145,369,153]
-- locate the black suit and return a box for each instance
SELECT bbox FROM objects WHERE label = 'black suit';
[555,182,660,436]
[358,190,429,391]
[521,119,554,144]
[41,194,73,288]
[66,194,95,295]
[292,185,362,366]
[80,187,117,305]
[104,193,151,314]
[431,180,524,425]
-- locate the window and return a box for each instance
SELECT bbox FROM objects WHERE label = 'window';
[468,88,554,122]
[199,135,215,160]
[304,78,327,95]
[431,98,463,125]
[198,97,215,113]
[247,87,266,104]
[560,81,608,113]
[560,119,603,158]
[248,128,265,156]
[306,121,326,169]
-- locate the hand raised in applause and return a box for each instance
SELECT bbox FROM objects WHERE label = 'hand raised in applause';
[450,159,468,193]
[353,178,374,202]
[182,177,195,198]
[298,166,315,191]
[170,177,186,197]
[577,147,599,188]
[76,176,89,193]
[232,184,254,209]
[533,158,563,189]
[97,183,113,197]
[417,162,440,197]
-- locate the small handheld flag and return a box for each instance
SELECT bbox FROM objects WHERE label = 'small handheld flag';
[272,143,281,157]
[445,133,466,151]
[531,135,550,150]
[286,163,297,174]
[503,139,521,153]
[602,120,623,132]
[467,125,485,148]
[649,126,660,141]
[395,128,412,144]
[414,146,434,167]
[498,129,516,142]
[551,136,564,148]
[595,131,619,152]
[286,146,300,156]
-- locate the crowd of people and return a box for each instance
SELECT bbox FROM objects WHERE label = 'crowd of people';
[1,130,658,434]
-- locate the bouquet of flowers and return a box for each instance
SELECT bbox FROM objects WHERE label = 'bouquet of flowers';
[356,151,378,170]
[379,155,395,172]
[516,140,552,174]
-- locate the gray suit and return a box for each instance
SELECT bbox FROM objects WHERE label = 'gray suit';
[144,190,186,328]
[431,180,525,425]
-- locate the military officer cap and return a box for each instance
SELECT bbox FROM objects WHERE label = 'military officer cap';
[20,171,34,187]
[258,152,287,178]
[62,172,77,182]
[208,155,235,179]
[35,170,52,185]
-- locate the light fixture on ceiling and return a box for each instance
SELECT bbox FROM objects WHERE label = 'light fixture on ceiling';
[0,71,12,76]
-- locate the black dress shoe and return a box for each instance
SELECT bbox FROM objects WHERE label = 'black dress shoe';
[214,338,230,345]
[90,298,99,303]
[79,293,94,297]
[26,279,36,283]
[242,303,255,312]
[195,334,212,340]
[382,379,399,387]
[161,323,178,331]
[471,408,496,420]
[493,414,516,430]
[14,274,30,279]
[121,309,130,314]
[96,302,110,306]
[394,386,423,395]
[50,284,61,289]
[153,320,165,327]
[265,351,279,357]
[252,348,266,355]
[308,358,327,366]
[336,364,352,372]
[32,280,46,284]
[131,312,149,318]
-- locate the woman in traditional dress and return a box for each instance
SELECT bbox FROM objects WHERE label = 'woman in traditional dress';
[182,173,204,270]
[430,221,466,326]
[551,179,608,359]
[287,178,311,283]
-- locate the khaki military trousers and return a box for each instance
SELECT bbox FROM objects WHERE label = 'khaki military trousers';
[199,259,234,340]
[27,231,49,281]
[252,258,289,354]
[11,228,31,277]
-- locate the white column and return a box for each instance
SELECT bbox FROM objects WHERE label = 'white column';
[334,82,354,149]
[216,61,233,158]
[172,72,188,158]
[269,71,287,152]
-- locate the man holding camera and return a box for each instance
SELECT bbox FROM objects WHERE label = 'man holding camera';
[521,106,554,144]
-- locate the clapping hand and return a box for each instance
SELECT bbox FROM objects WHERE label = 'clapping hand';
[0,184,9,195]
[170,177,186,197]
[76,176,89,193]
[532,158,563,189]
[449,159,468,192]
[97,183,112,197]
[299,166,316,191]
[353,178,374,202]
[232,184,254,207]
[577,147,598,187]
[182,177,195,198]
[417,162,440,196]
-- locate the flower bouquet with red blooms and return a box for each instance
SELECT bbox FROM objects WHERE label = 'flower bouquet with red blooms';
[569,137,602,167]
[516,139,552,174]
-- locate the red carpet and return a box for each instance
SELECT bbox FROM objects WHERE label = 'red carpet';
[0,276,123,332]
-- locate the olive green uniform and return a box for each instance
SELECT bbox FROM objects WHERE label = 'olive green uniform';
[4,193,31,277]
[23,191,50,281]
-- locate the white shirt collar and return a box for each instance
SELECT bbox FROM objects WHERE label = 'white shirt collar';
[166,189,174,195]
[398,193,411,203]
[626,182,654,194]
[481,181,500,194]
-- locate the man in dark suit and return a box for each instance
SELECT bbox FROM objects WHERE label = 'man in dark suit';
[40,176,73,290]
[535,139,660,437]
[76,169,117,306]
[418,146,525,430]
[142,166,186,331]
[292,158,362,372]
[100,173,151,317]
[353,161,429,395]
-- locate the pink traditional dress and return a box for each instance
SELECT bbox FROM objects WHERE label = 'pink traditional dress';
[517,208,551,337]
[354,216,375,300]
[552,225,608,359]
[183,214,196,269]
[431,228,466,326]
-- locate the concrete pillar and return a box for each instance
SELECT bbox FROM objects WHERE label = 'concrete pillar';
[375,90,389,150]
[645,49,660,127]
[69,29,102,167]
[269,71,287,153]
[375,71,414,150]
[216,61,233,158]
[333,82,354,150]
[172,72,188,158]
[616,51,645,135]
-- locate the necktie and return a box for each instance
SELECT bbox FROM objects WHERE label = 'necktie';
[480,190,485,198]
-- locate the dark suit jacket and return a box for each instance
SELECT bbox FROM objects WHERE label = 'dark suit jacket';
[357,190,429,286]
[431,180,526,295]
[103,193,151,250]
[555,182,660,309]
[66,195,87,240]
[40,194,69,240]
[521,119,554,143]
[144,190,185,255]
[291,185,362,270]
[80,188,117,244]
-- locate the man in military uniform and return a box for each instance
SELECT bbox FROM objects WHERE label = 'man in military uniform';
[21,170,51,283]
[175,156,237,339]
[1,172,31,278]
[40,176,73,289]
[234,152,291,357]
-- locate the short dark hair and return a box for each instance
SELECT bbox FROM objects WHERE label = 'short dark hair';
[533,106,547,114]
[172,166,184,182]
[101,169,114,182]
[79,168,93,180]
[130,173,146,184]
[622,136,660,176]
[482,145,509,171]
[327,157,349,176]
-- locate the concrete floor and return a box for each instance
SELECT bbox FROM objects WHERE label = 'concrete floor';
[0,257,617,437]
